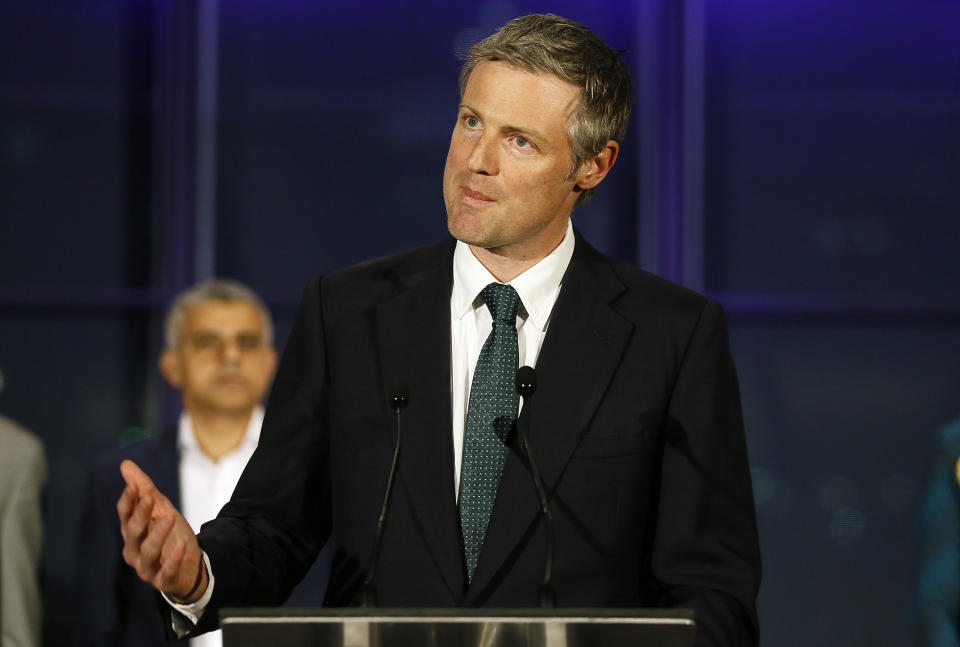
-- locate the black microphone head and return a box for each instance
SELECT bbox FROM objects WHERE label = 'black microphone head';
[515,366,537,398]
[388,382,409,410]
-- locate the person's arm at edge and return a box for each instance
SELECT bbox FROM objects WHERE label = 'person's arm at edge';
[1,434,46,647]
[915,421,960,647]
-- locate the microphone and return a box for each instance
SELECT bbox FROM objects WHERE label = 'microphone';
[360,382,409,607]
[515,366,555,607]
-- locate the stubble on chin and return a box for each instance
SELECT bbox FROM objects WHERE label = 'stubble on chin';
[447,207,497,249]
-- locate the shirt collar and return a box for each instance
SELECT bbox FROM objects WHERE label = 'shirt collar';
[451,219,575,331]
[177,405,264,459]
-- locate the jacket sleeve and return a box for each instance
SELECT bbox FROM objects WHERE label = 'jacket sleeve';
[1,434,46,647]
[650,299,762,647]
[915,421,960,647]
[193,276,332,633]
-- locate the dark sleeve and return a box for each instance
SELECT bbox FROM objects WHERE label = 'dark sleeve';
[77,461,124,647]
[193,276,331,632]
[651,299,762,647]
[915,424,960,647]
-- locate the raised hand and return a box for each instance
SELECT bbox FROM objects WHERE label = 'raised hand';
[117,459,208,603]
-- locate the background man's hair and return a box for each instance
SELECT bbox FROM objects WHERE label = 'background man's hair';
[164,279,274,350]
[459,13,632,205]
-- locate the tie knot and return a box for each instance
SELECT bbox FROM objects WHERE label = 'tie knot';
[480,283,521,324]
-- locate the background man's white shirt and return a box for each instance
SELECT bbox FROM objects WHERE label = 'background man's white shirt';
[175,406,263,647]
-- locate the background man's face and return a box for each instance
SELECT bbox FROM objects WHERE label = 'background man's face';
[160,300,277,416]
[443,60,581,261]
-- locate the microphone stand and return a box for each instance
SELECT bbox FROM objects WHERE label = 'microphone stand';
[516,366,555,607]
[360,383,408,607]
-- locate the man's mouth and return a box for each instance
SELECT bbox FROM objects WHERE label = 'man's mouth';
[461,187,496,204]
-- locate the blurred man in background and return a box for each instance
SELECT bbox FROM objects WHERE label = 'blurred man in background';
[80,279,325,647]
[0,414,46,647]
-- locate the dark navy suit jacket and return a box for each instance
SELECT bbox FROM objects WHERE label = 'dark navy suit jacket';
[190,233,762,647]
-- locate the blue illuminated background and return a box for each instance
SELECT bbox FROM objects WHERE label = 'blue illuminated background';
[1,1,958,645]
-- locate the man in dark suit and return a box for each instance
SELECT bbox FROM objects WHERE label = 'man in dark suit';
[81,280,326,647]
[114,14,761,647]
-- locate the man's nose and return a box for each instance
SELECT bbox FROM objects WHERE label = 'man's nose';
[220,340,242,364]
[466,133,498,176]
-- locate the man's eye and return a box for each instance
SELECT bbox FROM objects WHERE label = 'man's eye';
[465,116,480,129]
[237,335,261,350]
[515,136,530,148]
[194,336,220,349]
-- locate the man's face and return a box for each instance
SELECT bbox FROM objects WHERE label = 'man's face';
[443,60,582,262]
[160,300,277,417]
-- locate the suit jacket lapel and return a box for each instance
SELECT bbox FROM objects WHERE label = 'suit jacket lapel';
[374,241,466,600]
[466,235,633,602]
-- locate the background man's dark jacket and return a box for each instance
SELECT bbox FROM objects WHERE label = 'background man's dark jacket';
[81,430,328,647]
[193,232,762,647]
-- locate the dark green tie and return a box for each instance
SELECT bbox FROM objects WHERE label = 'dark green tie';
[459,282,522,582]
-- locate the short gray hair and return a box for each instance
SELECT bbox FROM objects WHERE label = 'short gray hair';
[164,279,273,350]
[460,14,632,205]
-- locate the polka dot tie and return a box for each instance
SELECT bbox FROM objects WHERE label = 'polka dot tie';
[459,282,522,582]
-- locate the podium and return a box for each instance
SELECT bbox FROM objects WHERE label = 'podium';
[220,607,695,647]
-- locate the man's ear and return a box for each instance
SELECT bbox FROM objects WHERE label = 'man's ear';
[158,349,183,388]
[575,139,620,191]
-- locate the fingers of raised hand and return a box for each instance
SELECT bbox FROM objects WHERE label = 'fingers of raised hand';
[134,513,175,581]
[120,459,158,496]
[122,493,154,545]
[115,464,199,595]
[151,490,177,520]
[117,482,138,525]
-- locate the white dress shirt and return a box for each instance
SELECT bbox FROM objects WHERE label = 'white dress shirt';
[169,407,263,647]
[171,219,576,628]
[450,219,575,498]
